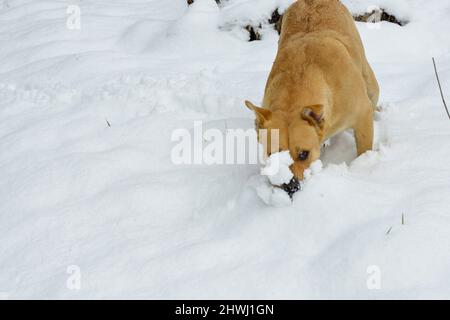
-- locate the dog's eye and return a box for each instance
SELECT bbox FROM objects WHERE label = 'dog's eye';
[298,150,309,161]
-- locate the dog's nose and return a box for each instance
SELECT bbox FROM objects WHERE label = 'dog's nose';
[282,177,301,198]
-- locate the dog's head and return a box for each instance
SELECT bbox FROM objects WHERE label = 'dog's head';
[246,100,324,181]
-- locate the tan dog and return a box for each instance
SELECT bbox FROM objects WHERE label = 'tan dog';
[246,0,379,185]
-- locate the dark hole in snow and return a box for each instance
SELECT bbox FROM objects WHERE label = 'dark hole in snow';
[282,177,301,199]
[244,9,281,42]
[268,9,281,24]
[245,25,262,42]
[269,9,283,34]
[187,0,222,6]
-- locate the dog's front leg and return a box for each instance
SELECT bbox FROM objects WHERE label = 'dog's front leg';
[354,105,374,156]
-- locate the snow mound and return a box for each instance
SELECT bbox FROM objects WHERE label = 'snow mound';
[342,0,411,22]
[220,0,293,27]
[253,176,292,207]
[250,151,295,207]
[303,160,323,181]
[253,157,324,207]
[261,151,294,186]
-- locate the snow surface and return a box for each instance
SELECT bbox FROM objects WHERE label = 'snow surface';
[1,0,450,299]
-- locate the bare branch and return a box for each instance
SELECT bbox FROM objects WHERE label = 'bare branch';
[432,57,450,120]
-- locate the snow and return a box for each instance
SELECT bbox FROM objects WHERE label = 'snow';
[261,151,294,186]
[254,150,295,207]
[1,0,450,299]
[250,175,292,208]
[220,0,293,26]
[342,0,412,21]
[303,159,323,181]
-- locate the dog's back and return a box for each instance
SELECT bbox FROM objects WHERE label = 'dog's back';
[279,0,363,52]
[264,0,379,123]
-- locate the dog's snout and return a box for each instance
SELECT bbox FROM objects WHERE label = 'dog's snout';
[282,177,301,198]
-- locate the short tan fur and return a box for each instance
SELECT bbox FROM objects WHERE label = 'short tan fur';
[246,0,379,180]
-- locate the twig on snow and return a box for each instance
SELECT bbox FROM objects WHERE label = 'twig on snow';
[432,57,450,120]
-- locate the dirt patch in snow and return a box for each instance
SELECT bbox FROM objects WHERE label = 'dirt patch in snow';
[353,7,407,26]
[245,25,262,41]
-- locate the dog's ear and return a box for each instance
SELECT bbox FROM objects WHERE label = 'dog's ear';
[245,100,271,124]
[302,105,324,129]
